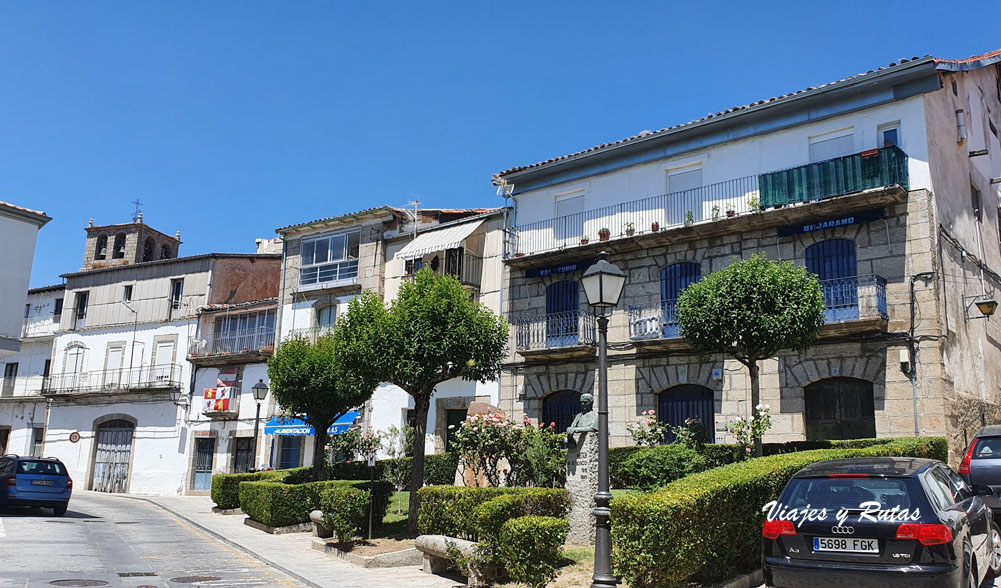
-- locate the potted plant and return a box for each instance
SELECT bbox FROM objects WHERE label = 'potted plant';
[726,209,736,218]
[580,235,590,245]
[711,205,720,221]
[598,228,611,241]
[624,222,635,236]
[684,211,695,226]
[748,196,763,213]
[651,221,660,232]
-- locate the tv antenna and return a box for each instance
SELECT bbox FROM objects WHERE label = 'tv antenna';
[407,197,421,240]
[131,199,144,222]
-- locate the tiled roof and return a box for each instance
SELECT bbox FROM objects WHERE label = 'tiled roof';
[28,283,65,294]
[0,200,51,226]
[198,297,278,313]
[61,253,281,278]
[494,48,999,181]
[275,206,498,234]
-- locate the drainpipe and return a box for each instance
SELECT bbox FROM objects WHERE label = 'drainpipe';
[908,271,935,437]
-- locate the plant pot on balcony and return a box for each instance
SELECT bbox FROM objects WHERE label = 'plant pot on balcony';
[515,252,526,257]
[651,222,660,232]
[580,238,589,245]
[598,229,611,242]
[726,210,735,218]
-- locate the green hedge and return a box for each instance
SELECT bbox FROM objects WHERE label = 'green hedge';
[210,468,300,510]
[319,484,391,542]
[325,452,459,485]
[499,516,571,588]
[240,478,392,528]
[610,436,947,588]
[615,445,708,490]
[417,486,570,540]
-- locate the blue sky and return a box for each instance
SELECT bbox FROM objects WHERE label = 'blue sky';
[3,1,998,287]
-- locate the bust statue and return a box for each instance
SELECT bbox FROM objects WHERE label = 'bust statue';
[566,393,598,449]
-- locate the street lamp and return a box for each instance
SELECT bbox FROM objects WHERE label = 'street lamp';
[581,251,626,588]
[251,379,269,471]
[167,385,186,407]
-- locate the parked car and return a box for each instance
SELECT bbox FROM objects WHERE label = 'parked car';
[960,425,1001,518]
[762,457,1001,588]
[0,454,73,516]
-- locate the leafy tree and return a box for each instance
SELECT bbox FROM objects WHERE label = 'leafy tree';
[677,254,825,456]
[266,332,379,480]
[340,269,508,532]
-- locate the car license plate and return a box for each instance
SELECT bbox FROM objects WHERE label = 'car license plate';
[30,480,54,486]
[814,537,878,553]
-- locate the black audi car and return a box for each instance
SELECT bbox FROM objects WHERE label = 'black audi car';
[762,457,1001,588]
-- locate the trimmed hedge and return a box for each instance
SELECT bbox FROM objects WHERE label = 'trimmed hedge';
[240,478,392,528]
[320,484,391,543]
[615,445,707,490]
[326,452,459,485]
[610,436,947,588]
[210,468,299,510]
[499,516,571,588]
[417,486,570,540]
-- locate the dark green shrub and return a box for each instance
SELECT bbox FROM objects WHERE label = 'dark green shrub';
[615,445,707,490]
[417,486,570,540]
[209,469,292,510]
[425,452,460,486]
[498,516,570,588]
[239,478,392,528]
[609,446,645,488]
[327,461,372,480]
[474,489,570,543]
[610,436,946,588]
[320,485,371,542]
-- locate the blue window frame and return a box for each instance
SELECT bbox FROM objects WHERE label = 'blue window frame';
[545,281,579,347]
[806,239,858,322]
[660,262,701,337]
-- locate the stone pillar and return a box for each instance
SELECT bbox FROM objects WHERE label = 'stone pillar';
[565,432,598,545]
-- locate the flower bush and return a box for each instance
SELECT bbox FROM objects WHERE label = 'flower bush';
[626,410,671,447]
[671,416,711,449]
[451,413,566,488]
[327,425,384,465]
[452,412,519,487]
[726,404,772,459]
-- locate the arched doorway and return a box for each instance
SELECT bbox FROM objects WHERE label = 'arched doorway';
[805,238,858,322]
[91,419,135,493]
[658,384,715,443]
[804,377,876,441]
[542,390,581,433]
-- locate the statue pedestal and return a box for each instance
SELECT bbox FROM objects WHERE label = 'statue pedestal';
[565,432,598,545]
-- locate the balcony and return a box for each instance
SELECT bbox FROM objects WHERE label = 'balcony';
[509,146,909,260]
[188,328,276,366]
[285,325,336,343]
[21,316,58,340]
[514,311,597,361]
[626,274,889,349]
[406,251,484,288]
[299,259,360,290]
[42,364,183,396]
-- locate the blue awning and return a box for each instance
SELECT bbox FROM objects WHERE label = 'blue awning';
[264,411,360,436]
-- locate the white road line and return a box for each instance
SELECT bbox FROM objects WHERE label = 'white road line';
[0,517,6,538]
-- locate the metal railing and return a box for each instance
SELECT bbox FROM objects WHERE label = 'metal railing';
[300,259,359,287]
[406,251,484,287]
[510,147,909,257]
[626,274,889,340]
[285,325,337,343]
[514,310,597,351]
[21,316,59,339]
[42,364,183,395]
[188,328,275,357]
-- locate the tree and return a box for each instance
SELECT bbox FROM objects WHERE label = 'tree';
[266,333,379,480]
[676,254,826,456]
[340,269,508,532]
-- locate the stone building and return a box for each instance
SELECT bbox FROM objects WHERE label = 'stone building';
[494,48,1001,459]
[273,205,504,462]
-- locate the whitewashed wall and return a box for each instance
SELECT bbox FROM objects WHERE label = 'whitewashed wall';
[0,399,46,455]
[0,213,42,358]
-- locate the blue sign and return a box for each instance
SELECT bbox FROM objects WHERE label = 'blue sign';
[777,209,884,238]
[525,259,593,278]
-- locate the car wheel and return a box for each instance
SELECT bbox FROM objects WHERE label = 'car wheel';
[964,542,977,588]
[52,504,67,517]
[988,524,1001,579]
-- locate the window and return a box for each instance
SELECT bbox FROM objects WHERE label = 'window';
[112,234,126,259]
[24,303,30,319]
[74,292,89,320]
[142,237,155,262]
[405,257,424,276]
[316,305,335,328]
[123,285,133,302]
[667,166,703,225]
[299,231,361,286]
[31,428,44,458]
[2,363,17,397]
[160,244,172,260]
[233,437,254,473]
[809,130,854,162]
[94,235,108,260]
[53,298,63,319]
[972,185,983,222]
[878,123,901,148]
[169,279,184,310]
[43,359,50,378]
[554,193,585,244]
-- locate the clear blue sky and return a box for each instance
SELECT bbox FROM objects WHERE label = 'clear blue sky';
[3,1,997,287]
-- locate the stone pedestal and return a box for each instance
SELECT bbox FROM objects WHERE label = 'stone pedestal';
[565,432,598,545]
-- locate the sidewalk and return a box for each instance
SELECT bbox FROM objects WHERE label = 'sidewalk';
[114,492,459,588]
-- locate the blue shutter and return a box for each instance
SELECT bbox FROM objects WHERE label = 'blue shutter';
[543,390,582,433]
[660,262,701,337]
[806,239,858,322]
[546,281,579,346]
[658,385,715,444]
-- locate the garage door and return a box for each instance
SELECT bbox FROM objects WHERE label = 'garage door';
[91,419,134,493]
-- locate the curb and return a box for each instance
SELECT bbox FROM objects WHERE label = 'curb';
[110,493,327,588]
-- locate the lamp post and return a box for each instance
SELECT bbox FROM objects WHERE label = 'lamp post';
[168,385,186,407]
[251,379,269,471]
[581,251,626,588]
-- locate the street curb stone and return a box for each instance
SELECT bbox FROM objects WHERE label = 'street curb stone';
[713,568,764,588]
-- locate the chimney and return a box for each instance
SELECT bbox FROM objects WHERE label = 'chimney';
[175,231,181,240]
[137,212,144,224]
[88,218,94,227]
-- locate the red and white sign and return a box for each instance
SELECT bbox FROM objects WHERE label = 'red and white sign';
[203,369,240,415]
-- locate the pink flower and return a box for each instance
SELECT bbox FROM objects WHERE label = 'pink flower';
[346,460,352,464]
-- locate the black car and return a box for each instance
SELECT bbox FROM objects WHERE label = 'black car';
[960,425,1001,517]
[762,457,1001,588]
[0,454,73,515]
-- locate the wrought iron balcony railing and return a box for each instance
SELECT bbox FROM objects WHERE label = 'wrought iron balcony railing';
[42,364,183,395]
[510,146,908,257]
[626,274,889,341]
[405,251,484,288]
[285,325,337,343]
[188,328,276,358]
[514,310,597,351]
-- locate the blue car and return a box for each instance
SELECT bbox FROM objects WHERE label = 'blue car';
[0,455,73,516]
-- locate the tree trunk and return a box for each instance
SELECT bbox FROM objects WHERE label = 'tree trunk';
[407,393,431,534]
[748,360,762,458]
[312,417,333,481]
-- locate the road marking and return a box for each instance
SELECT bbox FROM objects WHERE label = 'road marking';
[0,517,6,537]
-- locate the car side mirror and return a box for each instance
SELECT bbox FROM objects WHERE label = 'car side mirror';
[972,484,995,496]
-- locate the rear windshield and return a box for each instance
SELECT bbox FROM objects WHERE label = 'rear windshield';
[781,477,923,511]
[973,437,1001,459]
[16,460,67,476]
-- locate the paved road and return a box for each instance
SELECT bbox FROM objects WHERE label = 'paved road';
[0,492,301,588]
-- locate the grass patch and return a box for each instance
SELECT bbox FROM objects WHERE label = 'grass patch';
[611,488,643,499]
